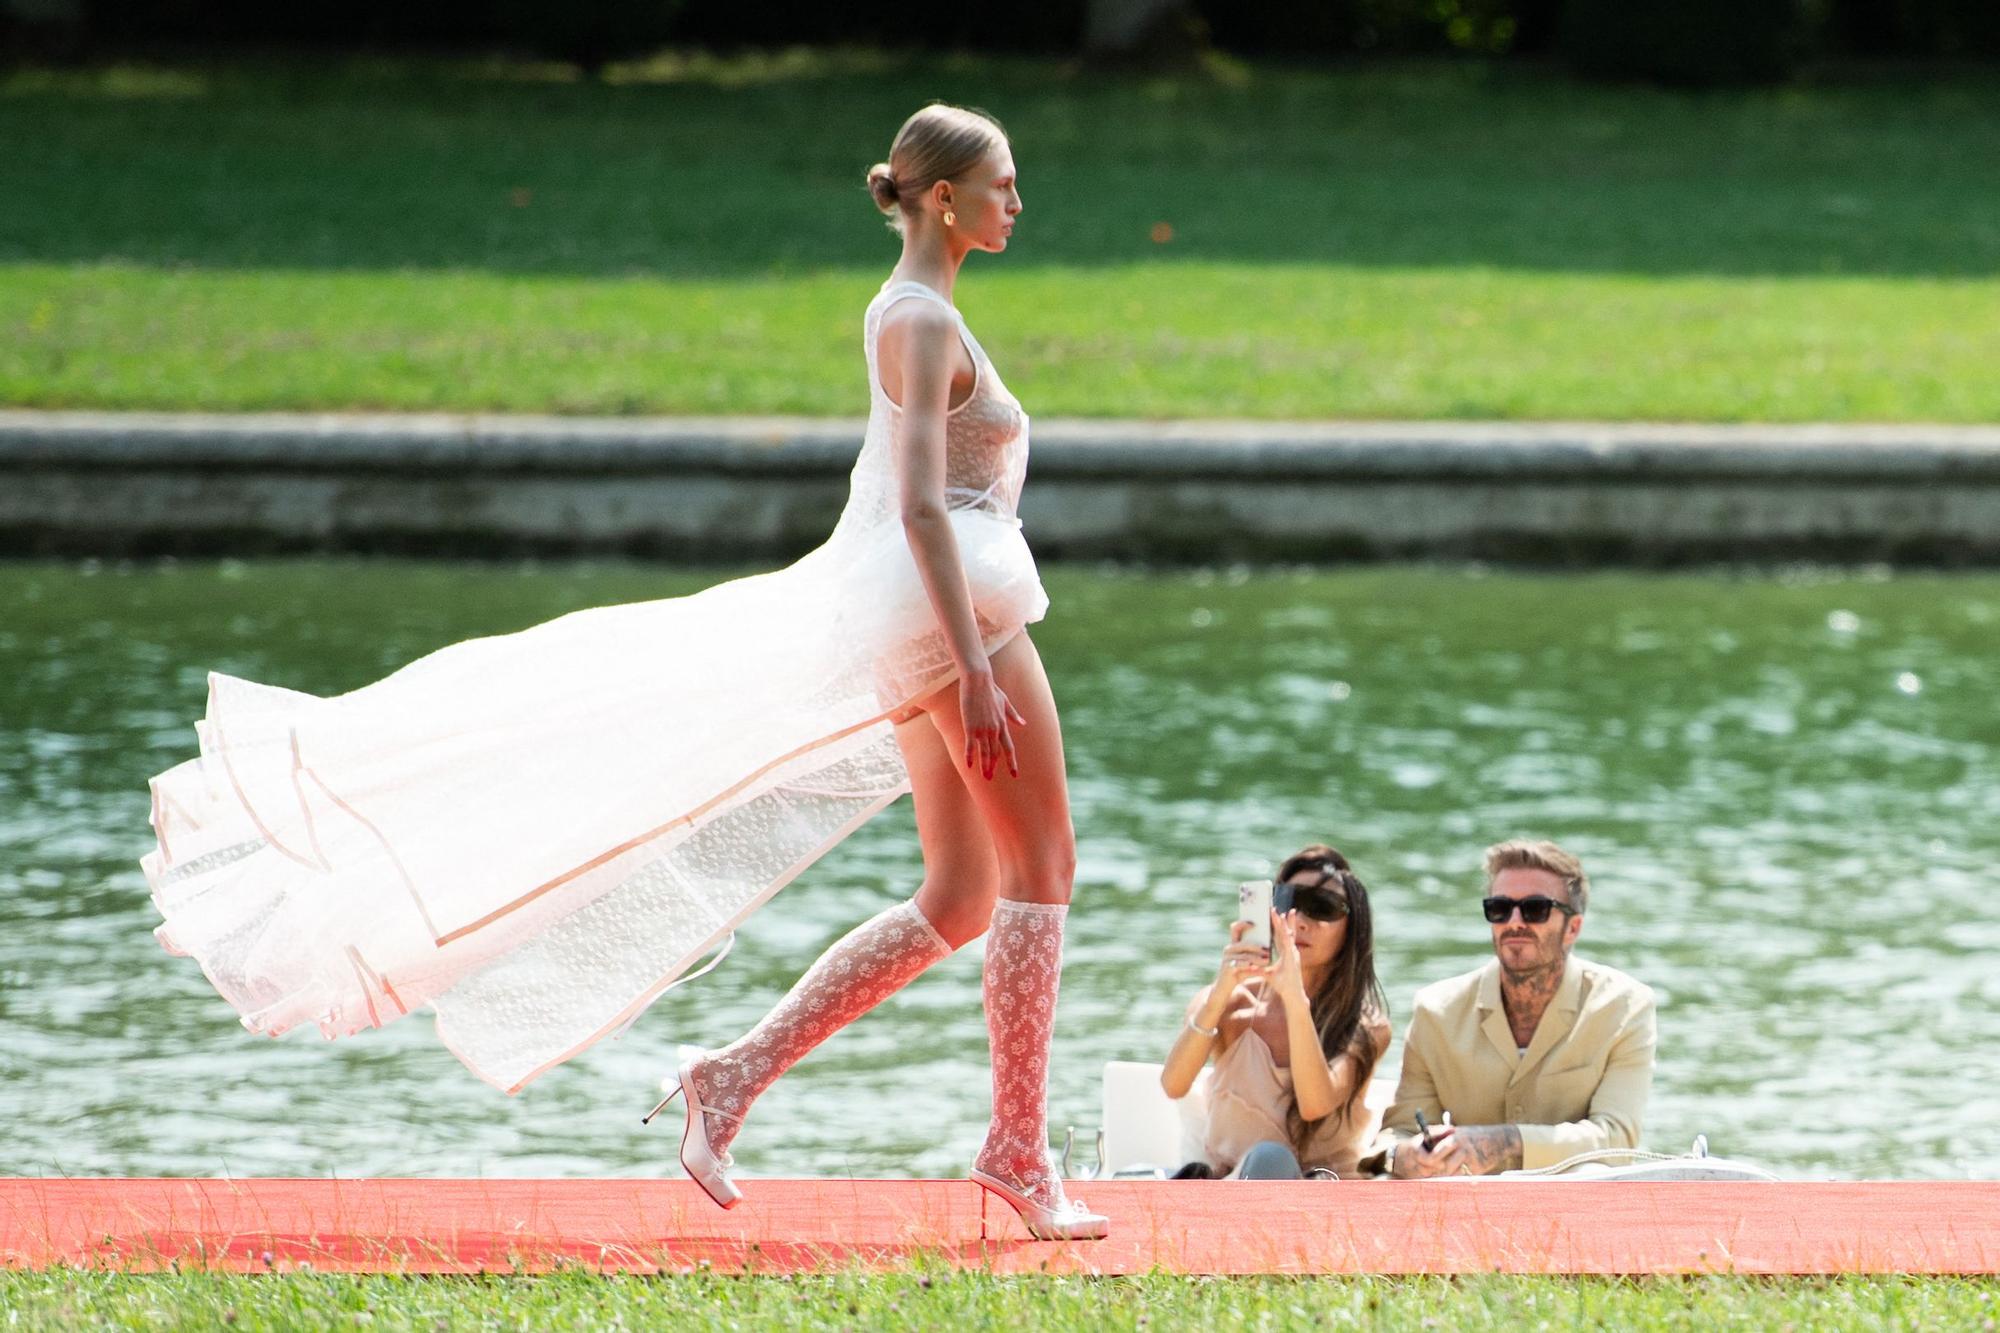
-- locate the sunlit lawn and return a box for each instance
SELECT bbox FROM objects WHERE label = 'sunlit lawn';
[3,1267,1998,1331]
[1,52,1996,420]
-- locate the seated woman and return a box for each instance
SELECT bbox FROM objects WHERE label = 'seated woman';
[1160,845,1390,1179]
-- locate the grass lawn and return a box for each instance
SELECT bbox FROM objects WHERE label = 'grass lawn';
[1,52,1996,420]
[1,1268,1996,1330]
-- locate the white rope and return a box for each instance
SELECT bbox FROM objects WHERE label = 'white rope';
[1506,1147,1682,1176]
[1505,1145,1779,1179]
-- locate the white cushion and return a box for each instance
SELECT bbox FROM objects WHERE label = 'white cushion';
[1099,1060,1399,1176]
[1100,1060,1208,1174]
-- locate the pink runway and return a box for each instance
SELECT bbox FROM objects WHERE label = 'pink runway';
[4,1179,1997,1275]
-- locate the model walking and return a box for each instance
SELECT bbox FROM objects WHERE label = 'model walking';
[650,104,1103,1240]
[142,102,1103,1241]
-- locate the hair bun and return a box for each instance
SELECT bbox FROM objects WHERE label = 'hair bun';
[866,162,900,213]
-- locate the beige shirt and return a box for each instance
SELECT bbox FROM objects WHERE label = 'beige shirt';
[1201,1030,1376,1178]
[1378,956,1656,1171]
[1201,1031,1292,1175]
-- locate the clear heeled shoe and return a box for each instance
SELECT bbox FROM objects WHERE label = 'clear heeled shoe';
[969,1164,1110,1241]
[642,1045,744,1210]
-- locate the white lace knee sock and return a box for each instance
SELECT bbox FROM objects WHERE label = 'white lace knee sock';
[688,898,951,1156]
[973,897,1072,1208]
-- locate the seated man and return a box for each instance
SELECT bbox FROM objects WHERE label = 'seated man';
[1376,839,1654,1177]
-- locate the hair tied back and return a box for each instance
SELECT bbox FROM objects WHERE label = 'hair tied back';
[866,163,900,214]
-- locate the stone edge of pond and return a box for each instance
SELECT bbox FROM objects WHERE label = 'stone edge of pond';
[7,410,2000,564]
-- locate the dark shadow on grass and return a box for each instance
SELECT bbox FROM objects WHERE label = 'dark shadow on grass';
[1,51,1996,280]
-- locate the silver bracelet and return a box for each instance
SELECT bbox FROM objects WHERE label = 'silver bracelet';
[1186,1015,1220,1038]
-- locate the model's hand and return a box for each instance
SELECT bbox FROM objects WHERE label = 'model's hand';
[1213,919,1267,995]
[958,668,1026,780]
[1391,1128,1458,1179]
[1422,1124,1524,1177]
[1268,910,1307,1007]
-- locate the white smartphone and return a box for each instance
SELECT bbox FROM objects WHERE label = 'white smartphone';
[1236,879,1273,954]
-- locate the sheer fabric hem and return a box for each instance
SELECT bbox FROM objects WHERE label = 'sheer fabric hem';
[143,624,1035,1093]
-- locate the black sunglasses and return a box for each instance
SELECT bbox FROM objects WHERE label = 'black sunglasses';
[1274,879,1350,922]
[1482,894,1577,925]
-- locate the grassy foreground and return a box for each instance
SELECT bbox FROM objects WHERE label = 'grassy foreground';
[2,53,1997,420]
[1,1268,1996,1330]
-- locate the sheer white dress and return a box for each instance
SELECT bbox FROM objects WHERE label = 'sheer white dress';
[143,279,1047,1093]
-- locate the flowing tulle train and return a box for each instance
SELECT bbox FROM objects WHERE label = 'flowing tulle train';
[143,279,1047,1093]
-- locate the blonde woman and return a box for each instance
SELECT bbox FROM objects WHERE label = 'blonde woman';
[143,103,1103,1242]
[656,103,1105,1240]
[664,101,1112,1232]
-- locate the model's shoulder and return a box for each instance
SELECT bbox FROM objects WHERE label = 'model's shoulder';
[1577,958,1655,1009]
[874,290,957,335]
[1410,963,1488,1014]
[1365,1013,1393,1056]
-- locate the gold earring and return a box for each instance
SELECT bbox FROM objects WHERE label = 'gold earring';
[943,210,955,226]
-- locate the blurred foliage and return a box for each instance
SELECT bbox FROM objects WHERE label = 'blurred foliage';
[1561,0,1804,86]
[492,0,687,72]
[1199,0,1564,57]
[665,0,1086,54]
[1819,0,2000,57]
[1,0,1994,80]
[4,1,689,69]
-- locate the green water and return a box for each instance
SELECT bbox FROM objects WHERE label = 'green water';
[4,560,1997,1180]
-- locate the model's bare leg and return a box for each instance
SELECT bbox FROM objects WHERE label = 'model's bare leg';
[917,633,1098,1233]
[918,635,1075,910]
[683,713,1001,1157]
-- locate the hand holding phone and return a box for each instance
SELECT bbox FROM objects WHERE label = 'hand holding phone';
[1213,919,1266,999]
[1236,879,1273,954]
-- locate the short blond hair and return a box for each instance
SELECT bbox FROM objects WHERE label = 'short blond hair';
[1483,839,1589,915]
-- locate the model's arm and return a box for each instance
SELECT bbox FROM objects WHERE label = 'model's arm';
[1381,1014,1459,1178]
[1428,994,1657,1175]
[1282,997,1337,1122]
[1269,915,1338,1121]
[1321,1014,1393,1124]
[882,305,1024,778]
[1160,983,1227,1098]
[1379,1011,1440,1148]
[1161,919,1263,1098]
[1430,1123,1523,1175]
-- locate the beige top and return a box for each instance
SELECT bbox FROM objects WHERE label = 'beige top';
[1203,1030,1376,1178]
[1377,956,1656,1171]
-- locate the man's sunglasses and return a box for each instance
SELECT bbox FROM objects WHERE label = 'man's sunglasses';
[1481,895,1578,925]
[1274,880,1350,922]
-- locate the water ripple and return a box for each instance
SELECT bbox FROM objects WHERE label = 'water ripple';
[1,561,1996,1181]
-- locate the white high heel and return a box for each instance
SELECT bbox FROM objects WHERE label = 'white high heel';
[970,1165,1110,1241]
[642,1046,744,1210]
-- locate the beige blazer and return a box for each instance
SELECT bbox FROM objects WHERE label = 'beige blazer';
[1378,956,1656,1171]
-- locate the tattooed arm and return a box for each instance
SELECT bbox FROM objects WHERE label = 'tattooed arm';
[1434,1123,1524,1175]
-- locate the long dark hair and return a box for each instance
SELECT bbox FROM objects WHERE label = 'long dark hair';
[1274,844,1388,1158]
